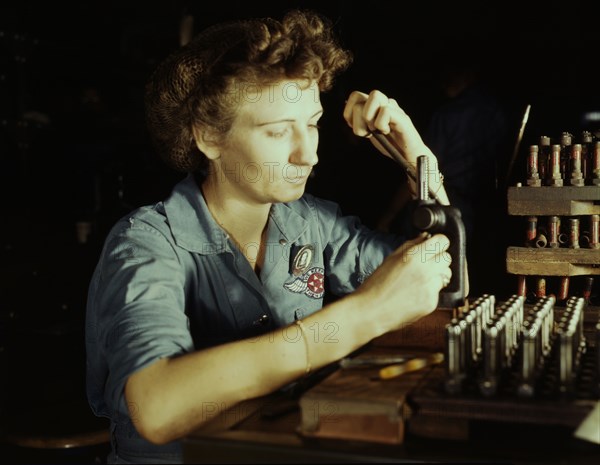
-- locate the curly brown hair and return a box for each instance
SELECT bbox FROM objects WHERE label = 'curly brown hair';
[144,9,353,172]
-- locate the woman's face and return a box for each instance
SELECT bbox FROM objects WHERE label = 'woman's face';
[208,79,322,205]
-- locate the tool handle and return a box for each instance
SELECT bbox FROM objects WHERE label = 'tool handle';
[412,156,467,308]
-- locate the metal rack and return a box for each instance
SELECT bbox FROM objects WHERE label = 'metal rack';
[506,131,600,300]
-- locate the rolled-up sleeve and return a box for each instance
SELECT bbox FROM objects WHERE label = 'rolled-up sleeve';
[87,214,194,417]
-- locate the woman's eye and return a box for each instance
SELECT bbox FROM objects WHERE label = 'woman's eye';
[309,124,320,130]
[268,128,289,139]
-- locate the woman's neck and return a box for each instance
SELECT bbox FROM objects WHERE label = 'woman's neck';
[200,177,270,272]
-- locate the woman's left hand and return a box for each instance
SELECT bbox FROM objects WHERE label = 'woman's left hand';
[343,89,431,166]
[343,89,450,206]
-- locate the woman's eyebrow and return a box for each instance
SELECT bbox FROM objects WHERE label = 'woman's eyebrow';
[255,109,324,126]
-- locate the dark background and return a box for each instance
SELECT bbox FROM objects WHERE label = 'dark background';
[1,0,600,462]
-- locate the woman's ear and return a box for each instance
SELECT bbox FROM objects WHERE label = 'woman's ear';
[191,125,221,160]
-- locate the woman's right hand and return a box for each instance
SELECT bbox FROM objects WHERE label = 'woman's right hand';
[354,232,452,334]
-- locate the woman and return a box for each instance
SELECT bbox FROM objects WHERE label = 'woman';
[85,9,452,463]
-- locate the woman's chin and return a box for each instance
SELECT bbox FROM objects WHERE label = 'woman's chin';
[275,183,307,203]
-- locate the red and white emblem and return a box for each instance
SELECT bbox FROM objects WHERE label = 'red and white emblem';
[284,266,325,299]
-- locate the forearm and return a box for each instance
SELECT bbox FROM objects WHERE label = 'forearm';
[126,292,377,444]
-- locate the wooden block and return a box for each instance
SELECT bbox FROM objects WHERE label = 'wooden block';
[371,308,455,351]
[506,246,600,276]
[507,186,600,216]
[298,352,436,445]
[299,405,405,445]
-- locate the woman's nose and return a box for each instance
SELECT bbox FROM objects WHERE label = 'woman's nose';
[290,129,319,167]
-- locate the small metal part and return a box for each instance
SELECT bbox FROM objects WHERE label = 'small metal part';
[568,218,580,249]
[518,319,539,398]
[536,277,546,298]
[590,214,600,249]
[417,154,429,202]
[548,216,560,248]
[517,275,527,296]
[535,234,548,248]
[458,318,469,372]
[558,277,570,301]
[372,132,444,204]
[593,141,600,186]
[581,131,593,181]
[558,324,574,393]
[539,135,551,182]
[465,311,477,366]
[560,132,573,181]
[570,144,584,186]
[557,297,586,394]
[480,324,500,397]
[580,230,591,248]
[526,216,537,245]
[527,145,541,186]
[445,321,464,394]
[582,276,594,302]
[548,144,563,186]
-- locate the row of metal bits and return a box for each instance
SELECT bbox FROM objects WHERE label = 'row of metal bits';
[527,139,600,186]
[466,293,497,365]
[525,215,600,249]
[563,296,586,356]
[557,296,586,393]
[517,295,556,397]
[499,295,526,367]
[530,295,555,358]
[479,295,524,397]
[444,294,496,394]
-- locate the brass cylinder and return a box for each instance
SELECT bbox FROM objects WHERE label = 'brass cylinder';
[526,216,537,244]
[569,218,580,249]
[558,277,570,301]
[549,216,560,248]
[517,275,527,297]
[536,277,546,298]
[591,214,600,249]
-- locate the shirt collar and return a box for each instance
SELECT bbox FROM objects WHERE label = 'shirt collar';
[269,200,310,245]
[163,174,310,254]
[163,174,228,254]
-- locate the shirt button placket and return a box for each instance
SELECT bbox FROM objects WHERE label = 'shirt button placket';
[253,314,270,326]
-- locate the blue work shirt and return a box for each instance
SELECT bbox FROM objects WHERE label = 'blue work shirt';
[85,173,404,463]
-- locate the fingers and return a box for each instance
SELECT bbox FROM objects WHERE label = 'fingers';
[394,233,452,292]
[441,267,452,288]
[357,233,454,325]
[342,90,367,127]
[361,91,393,133]
[433,236,452,289]
[343,90,371,138]
[343,89,432,169]
[343,90,402,138]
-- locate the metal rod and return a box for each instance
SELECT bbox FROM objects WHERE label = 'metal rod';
[417,155,429,201]
[505,103,531,188]
[372,132,443,204]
